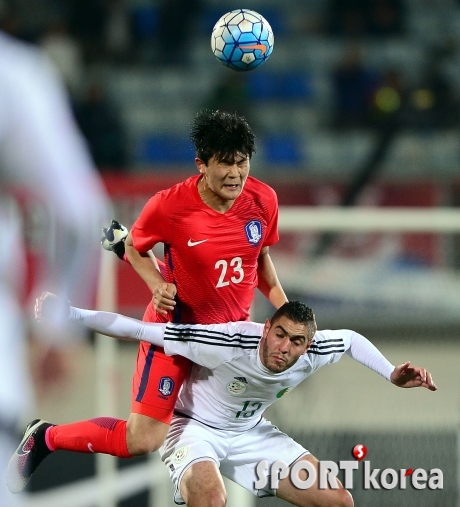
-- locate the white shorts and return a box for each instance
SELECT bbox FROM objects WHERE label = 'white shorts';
[159,415,309,504]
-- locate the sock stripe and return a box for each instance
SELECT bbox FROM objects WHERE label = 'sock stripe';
[89,417,119,431]
[136,344,155,402]
[45,426,56,451]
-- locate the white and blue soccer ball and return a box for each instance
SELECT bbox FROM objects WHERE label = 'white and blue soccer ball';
[211,9,274,71]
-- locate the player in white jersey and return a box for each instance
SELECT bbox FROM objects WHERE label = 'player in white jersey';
[0,30,109,506]
[10,293,436,507]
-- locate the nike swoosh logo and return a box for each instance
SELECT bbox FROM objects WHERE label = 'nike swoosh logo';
[237,43,267,55]
[188,239,209,247]
[88,443,94,453]
[17,444,30,457]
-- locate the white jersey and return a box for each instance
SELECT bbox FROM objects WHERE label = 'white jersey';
[68,307,396,433]
[163,322,392,431]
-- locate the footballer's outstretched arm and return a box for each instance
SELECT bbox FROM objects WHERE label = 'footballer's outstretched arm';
[35,292,248,369]
[345,331,437,391]
[35,292,167,346]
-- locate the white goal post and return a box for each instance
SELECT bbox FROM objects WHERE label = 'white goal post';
[25,206,460,507]
[278,206,460,232]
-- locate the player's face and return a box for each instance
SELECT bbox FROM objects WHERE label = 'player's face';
[260,316,312,373]
[196,153,250,206]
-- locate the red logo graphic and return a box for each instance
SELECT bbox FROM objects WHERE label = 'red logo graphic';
[352,444,367,461]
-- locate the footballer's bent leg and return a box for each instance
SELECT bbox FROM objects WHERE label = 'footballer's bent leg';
[276,454,354,507]
[126,412,170,455]
[129,344,189,455]
[181,461,227,507]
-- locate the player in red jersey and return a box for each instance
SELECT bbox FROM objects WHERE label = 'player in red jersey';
[8,111,287,491]
[131,167,280,324]
[125,110,287,454]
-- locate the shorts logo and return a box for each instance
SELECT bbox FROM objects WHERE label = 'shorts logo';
[158,376,175,396]
[227,380,247,395]
[174,446,188,463]
[245,220,262,245]
[276,387,293,398]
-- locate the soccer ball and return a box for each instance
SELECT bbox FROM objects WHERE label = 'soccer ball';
[211,9,274,72]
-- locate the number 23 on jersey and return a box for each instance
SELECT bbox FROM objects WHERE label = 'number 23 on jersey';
[215,257,244,288]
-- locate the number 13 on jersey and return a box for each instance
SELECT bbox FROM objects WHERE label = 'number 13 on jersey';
[236,400,262,418]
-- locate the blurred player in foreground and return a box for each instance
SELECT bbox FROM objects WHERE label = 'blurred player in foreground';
[0,29,109,506]
[9,293,436,507]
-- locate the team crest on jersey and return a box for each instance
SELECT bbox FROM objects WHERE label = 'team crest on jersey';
[276,387,293,398]
[245,220,262,245]
[226,379,247,395]
[174,446,188,463]
[158,376,175,396]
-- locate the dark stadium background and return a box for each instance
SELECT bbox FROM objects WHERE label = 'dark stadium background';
[4,1,459,506]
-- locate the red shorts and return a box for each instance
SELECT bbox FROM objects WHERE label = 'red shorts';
[131,304,191,424]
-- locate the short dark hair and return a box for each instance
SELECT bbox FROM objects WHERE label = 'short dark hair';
[270,301,316,340]
[190,109,256,164]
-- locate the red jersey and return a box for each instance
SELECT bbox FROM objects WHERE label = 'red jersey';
[131,175,279,324]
